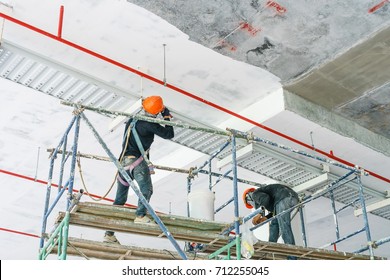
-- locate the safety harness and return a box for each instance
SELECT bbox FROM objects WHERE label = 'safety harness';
[117,119,154,186]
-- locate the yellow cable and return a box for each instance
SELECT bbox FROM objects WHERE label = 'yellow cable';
[76,120,133,201]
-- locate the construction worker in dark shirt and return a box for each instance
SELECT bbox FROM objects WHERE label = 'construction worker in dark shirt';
[243,184,299,245]
[104,96,174,244]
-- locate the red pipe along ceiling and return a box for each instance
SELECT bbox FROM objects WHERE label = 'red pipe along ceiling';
[0,11,389,185]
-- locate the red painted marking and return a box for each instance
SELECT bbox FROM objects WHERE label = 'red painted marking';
[368,0,389,13]
[266,1,287,14]
[218,40,237,52]
[240,21,261,36]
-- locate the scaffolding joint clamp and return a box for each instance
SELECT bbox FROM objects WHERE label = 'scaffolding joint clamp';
[41,232,50,240]
[188,166,198,179]
[246,132,254,143]
[368,241,378,249]
[355,165,369,177]
[72,106,85,116]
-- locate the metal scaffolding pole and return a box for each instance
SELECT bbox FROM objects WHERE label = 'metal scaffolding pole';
[354,235,390,254]
[66,116,81,210]
[231,135,241,260]
[208,160,212,190]
[299,206,308,247]
[356,174,374,259]
[61,101,230,137]
[47,149,265,188]
[330,190,340,251]
[39,115,77,250]
[186,176,192,218]
[57,136,68,193]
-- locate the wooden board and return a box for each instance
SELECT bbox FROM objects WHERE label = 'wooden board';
[53,202,385,260]
[56,237,209,260]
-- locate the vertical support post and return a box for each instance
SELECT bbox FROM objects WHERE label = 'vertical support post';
[58,5,64,38]
[231,135,241,259]
[186,176,192,217]
[186,175,192,251]
[66,115,81,209]
[58,135,67,193]
[163,43,167,86]
[356,173,374,259]
[330,190,340,251]
[208,160,212,190]
[298,206,308,247]
[196,140,230,172]
[59,212,70,260]
[34,147,41,181]
[40,155,56,249]
[39,115,77,250]
[59,114,80,260]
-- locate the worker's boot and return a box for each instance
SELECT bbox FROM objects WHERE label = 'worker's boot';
[134,216,156,224]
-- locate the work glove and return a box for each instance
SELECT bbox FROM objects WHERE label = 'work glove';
[252,214,267,225]
[161,107,172,119]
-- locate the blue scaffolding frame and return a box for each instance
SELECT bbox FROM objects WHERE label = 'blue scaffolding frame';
[38,103,390,260]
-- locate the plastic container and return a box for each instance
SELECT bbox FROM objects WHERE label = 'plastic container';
[188,189,215,221]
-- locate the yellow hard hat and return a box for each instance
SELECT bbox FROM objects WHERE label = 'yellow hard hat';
[142,96,164,115]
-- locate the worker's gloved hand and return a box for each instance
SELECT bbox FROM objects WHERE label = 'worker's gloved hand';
[252,214,267,225]
[161,107,172,119]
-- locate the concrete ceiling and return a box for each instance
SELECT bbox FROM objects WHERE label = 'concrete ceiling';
[127,0,390,156]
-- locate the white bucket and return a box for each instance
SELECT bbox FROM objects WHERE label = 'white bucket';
[187,189,215,221]
[252,208,270,241]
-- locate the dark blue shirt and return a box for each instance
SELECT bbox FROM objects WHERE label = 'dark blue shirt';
[121,118,174,158]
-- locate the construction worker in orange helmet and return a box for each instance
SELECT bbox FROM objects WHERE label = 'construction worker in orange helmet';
[104,95,174,244]
[243,184,299,248]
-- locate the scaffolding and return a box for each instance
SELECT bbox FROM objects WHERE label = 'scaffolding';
[38,102,390,260]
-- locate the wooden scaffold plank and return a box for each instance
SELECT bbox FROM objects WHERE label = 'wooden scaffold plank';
[53,237,209,260]
[54,202,385,260]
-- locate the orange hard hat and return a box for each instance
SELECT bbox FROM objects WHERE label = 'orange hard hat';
[243,188,256,209]
[142,96,164,115]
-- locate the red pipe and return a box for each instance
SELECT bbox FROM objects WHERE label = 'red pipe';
[57,5,64,38]
[0,168,56,186]
[368,0,389,13]
[0,227,40,238]
[0,168,136,207]
[0,12,389,185]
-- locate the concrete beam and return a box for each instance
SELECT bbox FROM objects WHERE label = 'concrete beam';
[284,90,390,157]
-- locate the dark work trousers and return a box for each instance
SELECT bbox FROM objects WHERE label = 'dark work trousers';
[268,193,299,245]
[106,157,153,236]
